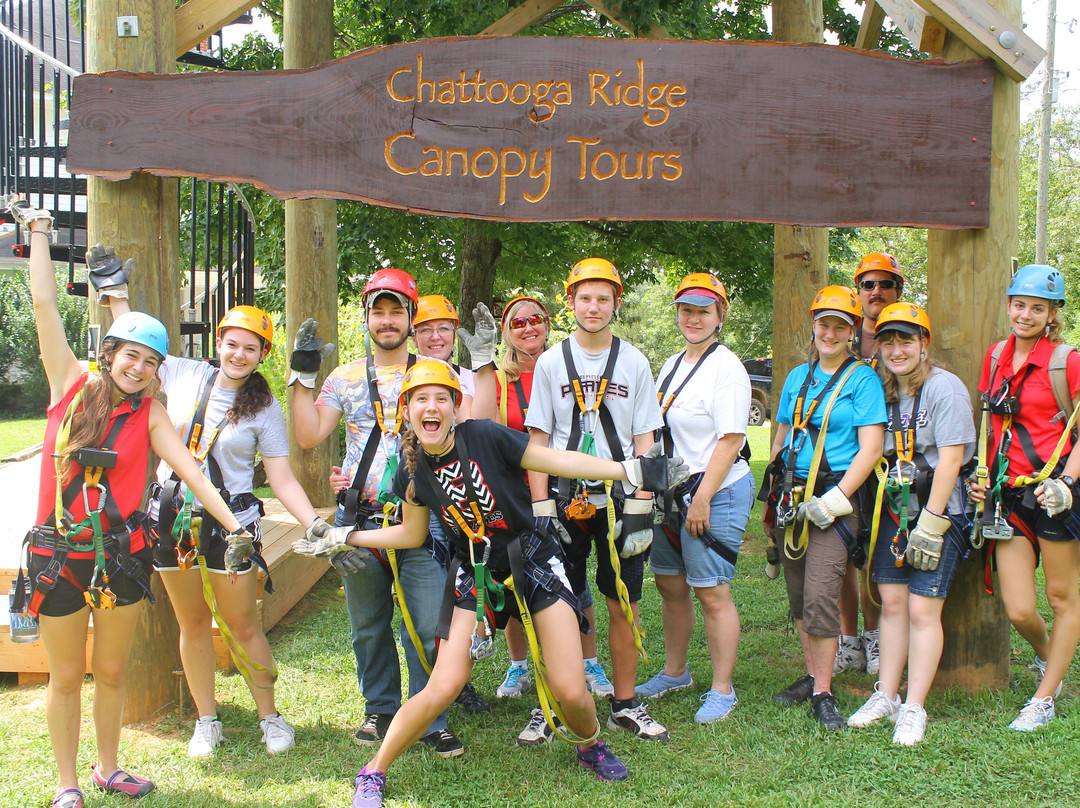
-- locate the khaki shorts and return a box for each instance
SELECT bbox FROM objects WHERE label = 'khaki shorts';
[775,513,858,638]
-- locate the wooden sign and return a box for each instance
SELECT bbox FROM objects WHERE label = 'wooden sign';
[68,36,994,229]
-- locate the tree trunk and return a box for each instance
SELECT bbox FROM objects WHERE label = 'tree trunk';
[457,220,502,366]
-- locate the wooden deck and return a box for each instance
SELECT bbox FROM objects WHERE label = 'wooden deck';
[0,499,333,723]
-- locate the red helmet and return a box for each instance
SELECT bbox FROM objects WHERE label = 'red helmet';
[363,268,419,310]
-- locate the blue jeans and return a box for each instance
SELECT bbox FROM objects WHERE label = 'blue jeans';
[336,506,448,731]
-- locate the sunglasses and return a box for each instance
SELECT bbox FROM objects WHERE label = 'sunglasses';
[858,279,899,291]
[509,313,546,330]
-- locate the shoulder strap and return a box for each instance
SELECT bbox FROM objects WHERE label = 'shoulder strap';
[1048,343,1077,426]
[987,340,1007,395]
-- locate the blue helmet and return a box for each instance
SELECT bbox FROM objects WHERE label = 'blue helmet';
[1007,264,1066,307]
[104,312,169,359]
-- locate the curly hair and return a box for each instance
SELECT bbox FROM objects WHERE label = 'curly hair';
[217,330,275,424]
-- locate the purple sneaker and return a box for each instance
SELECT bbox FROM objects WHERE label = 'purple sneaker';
[577,740,629,782]
[352,765,387,808]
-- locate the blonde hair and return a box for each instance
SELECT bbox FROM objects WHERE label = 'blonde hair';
[877,333,940,403]
[499,298,549,382]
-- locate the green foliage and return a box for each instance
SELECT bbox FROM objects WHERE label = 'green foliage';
[0,267,87,416]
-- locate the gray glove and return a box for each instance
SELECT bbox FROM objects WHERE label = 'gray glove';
[223,530,255,575]
[329,547,369,575]
[620,442,690,493]
[614,498,654,558]
[905,510,949,572]
[288,318,336,388]
[1039,477,1074,517]
[86,242,133,301]
[532,499,573,545]
[796,486,853,530]
[457,302,498,370]
[3,193,54,233]
[293,520,353,557]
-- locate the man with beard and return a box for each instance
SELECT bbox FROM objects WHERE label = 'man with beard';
[290,268,463,758]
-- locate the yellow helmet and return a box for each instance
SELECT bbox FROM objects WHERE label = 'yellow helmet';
[400,360,462,406]
[811,285,862,325]
[875,302,931,341]
[414,295,459,327]
[217,305,273,349]
[674,272,728,307]
[565,257,623,296]
[855,252,904,285]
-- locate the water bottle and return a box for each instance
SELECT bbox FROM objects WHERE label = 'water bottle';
[8,579,39,643]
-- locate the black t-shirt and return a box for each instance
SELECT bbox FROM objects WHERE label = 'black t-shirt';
[393,419,531,569]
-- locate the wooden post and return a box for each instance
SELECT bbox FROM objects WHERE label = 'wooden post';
[771,1,829,394]
[283,0,338,508]
[85,0,181,723]
[926,0,1017,691]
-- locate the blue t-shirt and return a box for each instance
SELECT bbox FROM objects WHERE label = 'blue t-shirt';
[776,360,886,477]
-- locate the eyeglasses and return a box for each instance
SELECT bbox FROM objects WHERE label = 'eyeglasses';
[415,325,455,338]
[858,279,899,291]
[509,313,546,330]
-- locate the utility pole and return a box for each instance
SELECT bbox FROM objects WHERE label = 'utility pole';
[1036,0,1056,264]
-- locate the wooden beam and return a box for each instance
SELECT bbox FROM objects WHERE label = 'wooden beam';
[913,0,1043,81]
[586,0,668,39]
[175,0,261,57]
[875,0,947,55]
[480,0,565,36]
[855,1,888,50]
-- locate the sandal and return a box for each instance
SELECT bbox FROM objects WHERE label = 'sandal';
[51,788,84,808]
[90,764,156,798]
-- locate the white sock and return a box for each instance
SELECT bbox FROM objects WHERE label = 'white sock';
[509,659,527,671]
[583,656,599,667]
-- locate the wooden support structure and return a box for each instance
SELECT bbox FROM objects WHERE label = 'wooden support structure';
[283,0,339,509]
[175,0,261,56]
[875,0,947,55]
[927,0,1017,691]
[913,0,1042,81]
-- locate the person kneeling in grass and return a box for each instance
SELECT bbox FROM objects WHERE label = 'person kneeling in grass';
[294,360,688,807]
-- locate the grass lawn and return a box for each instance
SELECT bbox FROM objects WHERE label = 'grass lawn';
[2,425,1078,807]
[0,416,47,459]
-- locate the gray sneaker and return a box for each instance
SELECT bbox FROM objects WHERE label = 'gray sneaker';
[634,667,693,699]
[517,707,558,746]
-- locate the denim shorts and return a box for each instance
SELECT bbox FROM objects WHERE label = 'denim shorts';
[870,513,965,598]
[650,473,753,587]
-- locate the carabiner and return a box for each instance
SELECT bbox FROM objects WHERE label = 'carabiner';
[82,482,108,516]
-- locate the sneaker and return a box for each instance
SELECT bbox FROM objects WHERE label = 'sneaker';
[833,635,866,674]
[576,740,629,782]
[635,667,693,699]
[773,674,815,706]
[90,764,156,798]
[847,683,900,728]
[809,692,846,730]
[497,664,533,698]
[892,703,928,746]
[260,713,296,754]
[352,765,387,808]
[517,707,558,746]
[607,700,670,742]
[584,660,615,697]
[51,788,84,808]
[419,728,465,758]
[455,681,492,714]
[353,714,393,747]
[188,715,224,758]
[694,687,738,723]
[1009,697,1055,731]
[1029,655,1064,698]
[862,629,880,676]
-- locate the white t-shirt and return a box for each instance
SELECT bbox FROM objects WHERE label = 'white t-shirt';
[655,343,751,488]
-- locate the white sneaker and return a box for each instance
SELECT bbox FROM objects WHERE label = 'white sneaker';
[583,660,615,697]
[260,713,296,754]
[847,683,900,728]
[497,664,532,698]
[862,629,880,676]
[517,707,557,746]
[833,635,866,674]
[1009,697,1055,731]
[188,715,224,758]
[892,703,928,746]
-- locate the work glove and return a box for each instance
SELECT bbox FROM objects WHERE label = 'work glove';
[288,318,335,388]
[620,442,690,493]
[1038,477,1074,518]
[223,530,255,576]
[796,486,853,530]
[533,499,573,545]
[905,509,949,572]
[457,302,498,370]
[614,498,655,558]
[86,242,133,301]
[3,193,53,233]
[292,520,354,557]
[329,547,369,575]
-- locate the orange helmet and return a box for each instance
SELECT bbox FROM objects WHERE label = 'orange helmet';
[674,272,728,307]
[414,295,459,327]
[855,252,904,287]
[875,302,931,341]
[218,305,273,349]
[501,295,550,330]
[400,360,462,406]
[363,268,419,311]
[811,285,862,325]
[565,257,622,296]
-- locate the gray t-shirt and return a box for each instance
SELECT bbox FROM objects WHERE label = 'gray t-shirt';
[156,356,289,526]
[883,367,975,516]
